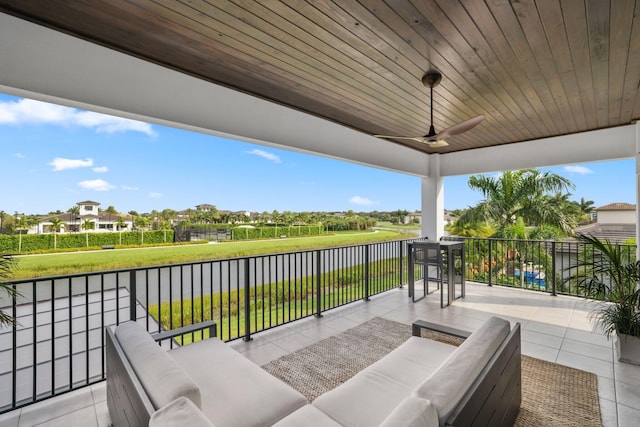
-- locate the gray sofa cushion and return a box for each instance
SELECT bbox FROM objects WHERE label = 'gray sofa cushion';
[379,396,439,427]
[114,321,201,410]
[169,337,307,427]
[413,316,510,422]
[313,336,456,427]
[150,397,214,427]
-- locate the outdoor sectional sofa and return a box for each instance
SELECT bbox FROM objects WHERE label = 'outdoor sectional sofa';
[106,316,521,427]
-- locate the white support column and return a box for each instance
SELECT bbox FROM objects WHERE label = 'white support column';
[421,155,445,240]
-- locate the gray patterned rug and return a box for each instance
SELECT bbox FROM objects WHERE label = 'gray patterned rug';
[262,317,602,427]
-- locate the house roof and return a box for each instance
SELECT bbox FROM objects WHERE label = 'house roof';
[595,203,636,211]
[76,200,100,206]
[575,223,636,244]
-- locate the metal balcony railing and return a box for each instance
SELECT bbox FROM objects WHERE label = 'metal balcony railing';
[442,236,636,296]
[0,238,425,413]
[1,235,633,413]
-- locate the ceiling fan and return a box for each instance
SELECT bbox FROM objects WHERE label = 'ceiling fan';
[374,70,484,147]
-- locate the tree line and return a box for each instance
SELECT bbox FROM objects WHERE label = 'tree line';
[447,169,595,239]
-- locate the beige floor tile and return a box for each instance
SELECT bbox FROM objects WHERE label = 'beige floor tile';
[32,406,97,427]
[617,403,640,427]
[598,397,618,427]
[561,338,614,362]
[556,352,615,379]
[615,380,640,410]
[18,388,94,427]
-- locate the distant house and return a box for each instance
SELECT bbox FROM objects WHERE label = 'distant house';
[574,203,636,243]
[404,212,421,224]
[37,201,133,234]
[195,204,216,212]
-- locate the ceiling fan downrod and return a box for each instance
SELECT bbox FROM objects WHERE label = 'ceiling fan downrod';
[422,71,442,139]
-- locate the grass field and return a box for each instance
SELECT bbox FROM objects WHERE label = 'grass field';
[12,230,411,279]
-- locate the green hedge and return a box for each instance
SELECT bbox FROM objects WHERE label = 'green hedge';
[0,230,174,254]
[232,225,325,240]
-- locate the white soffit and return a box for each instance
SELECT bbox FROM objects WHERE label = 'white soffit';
[440,125,636,176]
[0,13,429,177]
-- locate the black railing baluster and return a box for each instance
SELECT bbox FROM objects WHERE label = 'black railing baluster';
[244,258,251,342]
[12,284,17,408]
[129,270,136,322]
[85,276,89,385]
[399,241,404,288]
[551,241,557,296]
[315,250,322,318]
[68,277,72,390]
[364,244,370,301]
[31,281,36,402]
[488,240,493,286]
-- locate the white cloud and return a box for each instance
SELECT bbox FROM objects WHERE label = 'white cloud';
[49,157,94,171]
[0,98,155,136]
[149,192,162,199]
[13,153,25,159]
[92,166,108,173]
[349,196,376,206]
[246,149,281,163]
[122,185,139,191]
[564,165,593,174]
[77,179,115,191]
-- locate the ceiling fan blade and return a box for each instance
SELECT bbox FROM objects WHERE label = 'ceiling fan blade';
[373,134,429,143]
[434,115,484,140]
[428,140,449,148]
[374,134,449,147]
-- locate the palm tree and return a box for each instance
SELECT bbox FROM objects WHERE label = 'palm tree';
[0,254,18,326]
[67,206,80,232]
[456,169,576,236]
[15,216,29,253]
[49,217,65,249]
[81,218,94,247]
[579,197,596,214]
[114,217,127,244]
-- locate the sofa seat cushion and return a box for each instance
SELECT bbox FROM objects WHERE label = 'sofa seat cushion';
[150,397,214,427]
[313,336,456,427]
[272,404,342,427]
[114,321,201,410]
[169,338,307,427]
[413,316,510,423]
[379,396,439,427]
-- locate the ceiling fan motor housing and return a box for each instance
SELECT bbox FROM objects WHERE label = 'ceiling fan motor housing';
[422,70,442,88]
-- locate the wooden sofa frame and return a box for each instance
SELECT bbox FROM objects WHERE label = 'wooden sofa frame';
[105,321,217,427]
[412,320,522,427]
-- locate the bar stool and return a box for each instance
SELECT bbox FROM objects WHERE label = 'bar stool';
[413,241,443,303]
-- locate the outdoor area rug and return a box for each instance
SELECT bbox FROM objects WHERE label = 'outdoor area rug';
[261,317,602,427]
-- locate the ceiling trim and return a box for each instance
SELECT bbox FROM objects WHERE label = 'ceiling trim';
[440,125,636,176]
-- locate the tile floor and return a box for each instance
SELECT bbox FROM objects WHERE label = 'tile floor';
[1,282,639,426]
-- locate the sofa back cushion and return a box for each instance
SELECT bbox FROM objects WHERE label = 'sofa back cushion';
[413,316,510,422]
[114,321,201,410]
[378,396,438,427]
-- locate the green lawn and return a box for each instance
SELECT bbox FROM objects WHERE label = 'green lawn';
[375,221,421,230]
[12,230,410,279]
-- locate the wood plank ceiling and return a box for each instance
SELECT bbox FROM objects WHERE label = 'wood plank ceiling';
[1,0,639,154]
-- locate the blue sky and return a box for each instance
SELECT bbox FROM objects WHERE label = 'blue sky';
[0,93,635,215]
